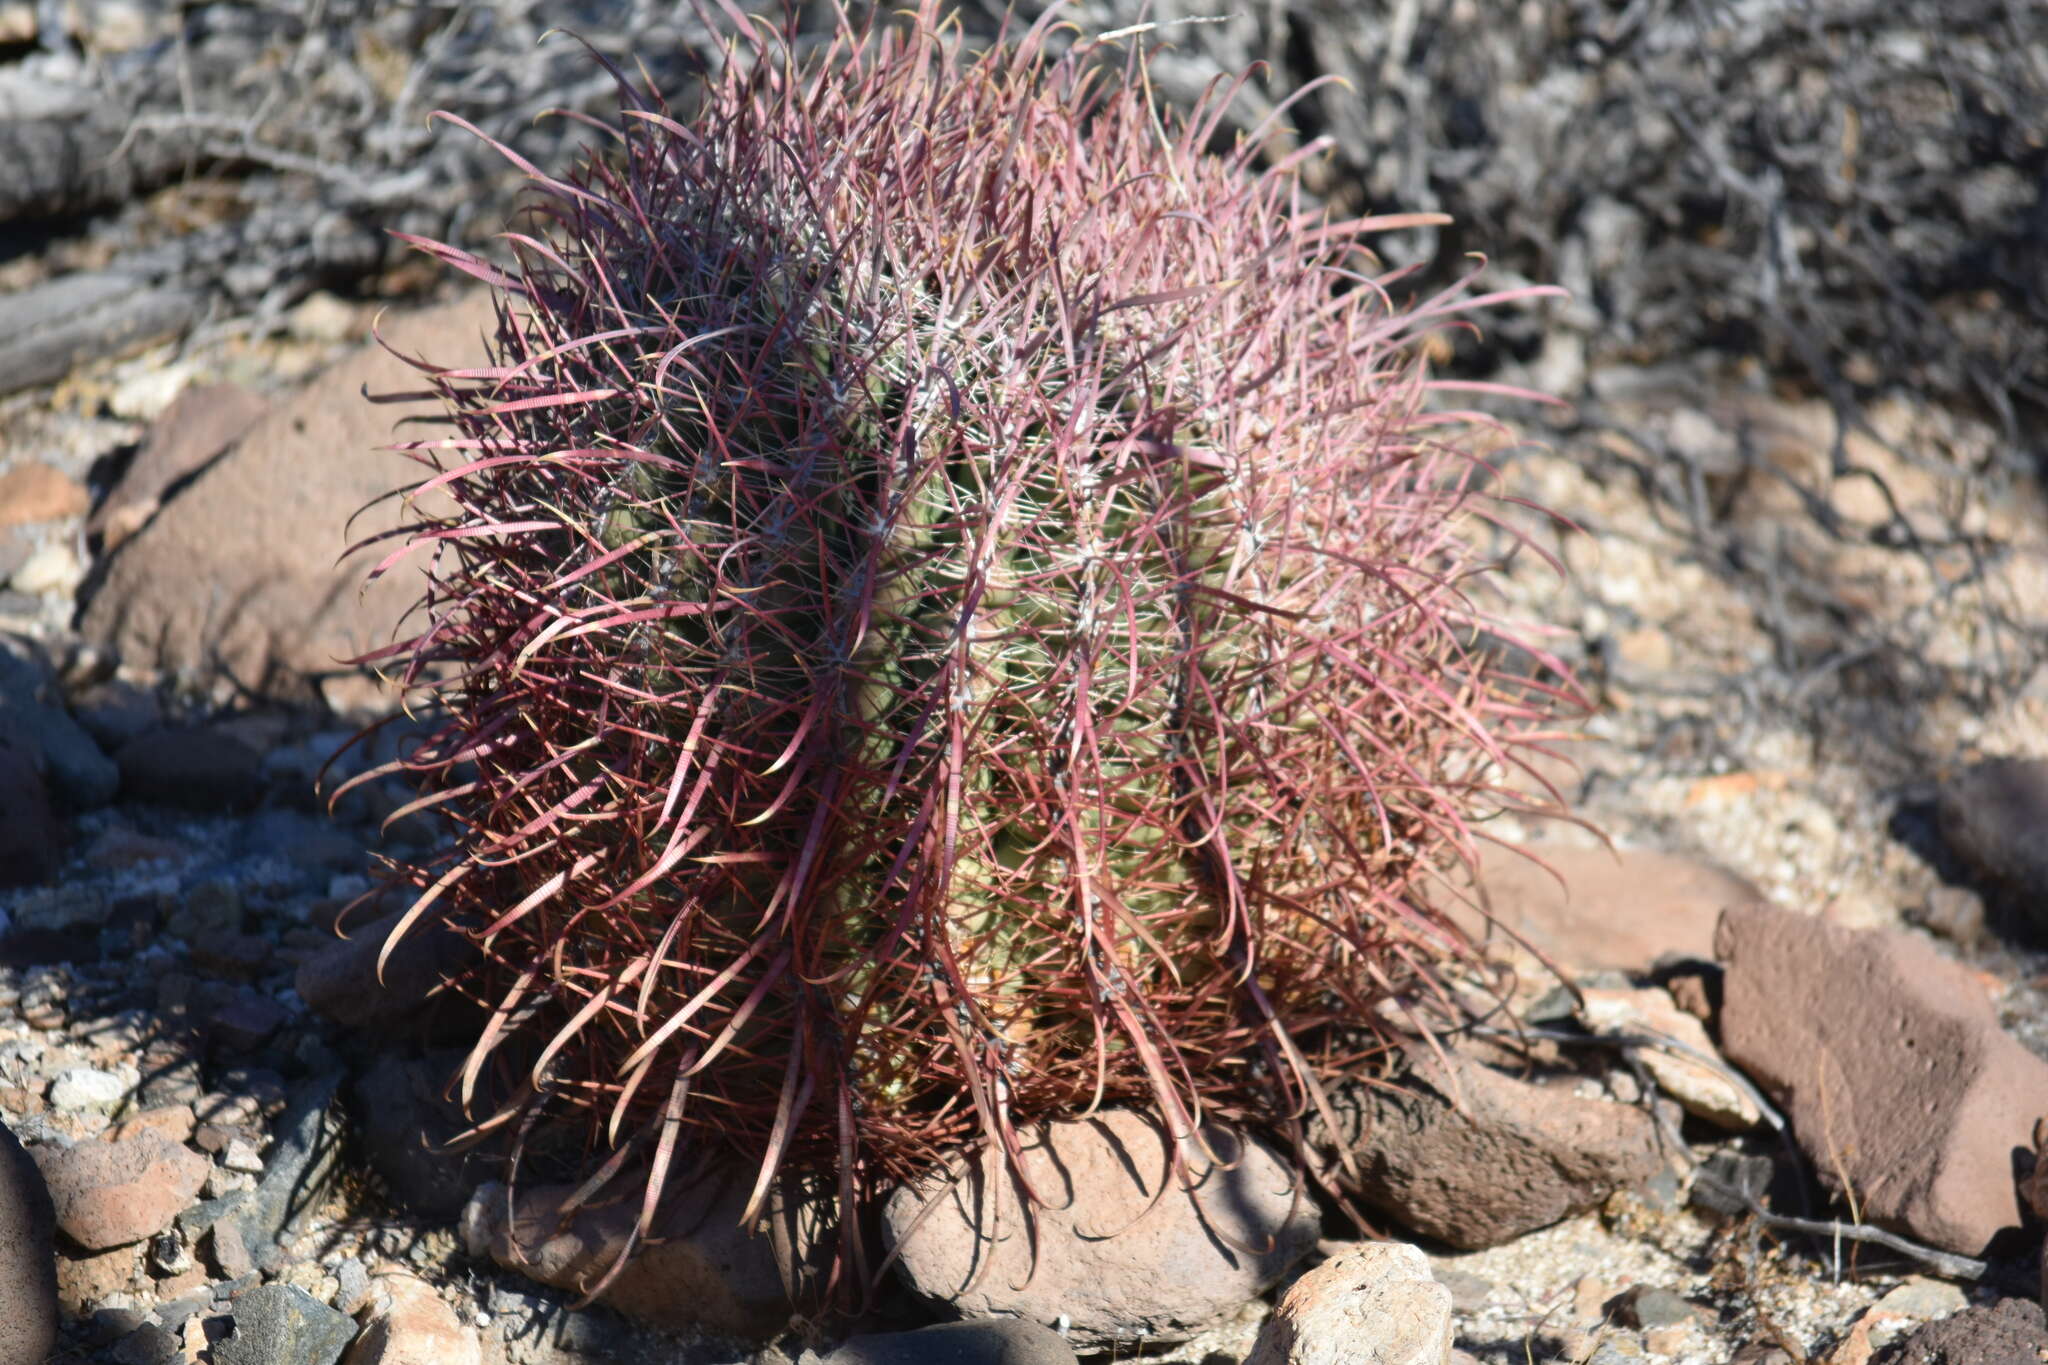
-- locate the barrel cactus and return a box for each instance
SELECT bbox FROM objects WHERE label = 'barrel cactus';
[344,0,1573,1296]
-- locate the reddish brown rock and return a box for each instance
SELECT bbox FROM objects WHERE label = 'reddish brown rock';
[79,294,490,698]
[1310,1048,1662,1249]
[460,1169,827,1340]
[1886,1298,2048,1364]
[0,460,90,527]
[1432,842,1758,973]
[53,1242,140,1314]
[91,382,270,550]
[1716,902,2048,1255]
[883,1109,1318,1348]
[342,1272,480,1365]
[104,1105,197,1146]
[34,1131,209,1250]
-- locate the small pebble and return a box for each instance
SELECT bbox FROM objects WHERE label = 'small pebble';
[12,541,83,596]
[202,1167,255,1200]
[222,1138,266,1174]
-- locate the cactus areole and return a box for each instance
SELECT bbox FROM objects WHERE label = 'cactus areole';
[344,0,1575,1300]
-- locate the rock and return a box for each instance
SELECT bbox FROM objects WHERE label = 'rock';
[0,1120,59,1365]
[169,878,243,940]
[296,908,480,1038]
[1244,1242,1452,1365]
[192,933,275,982]
[1869,1277,1968,1322]
[79,294,494,699]
[238,808,365,873]
[9,884,110,935]
[1886,1298,2048,1364]
[1427,1266,1494,1314]
[206,1217,255,1279]
[289,293,366,344]
[68,679,163,753]
[0,740,57,887]
[1935,757,2048,936]
[1579,987,1760,1129]
[232,1073,344,1266]
[55,1242,141,1314]
[0,635,120,809]
[884,1109,1318,1348]
[1608,1286,1705,1331]
[115,726,264,811]
[34,1131,209,1250]
[808,1320,1079,1365]
[1715,902,2048,1255]
[105,1105,197,1146]
[0,460,90,526]
[1913,886,1990,952]
[206,994,289,1051]
[342,1272,480,1365]
[110,1321,182,1365]
[48,1066,127,1111]
[1310,1048,1662,1250]
[221,1137,265,1174]
[1431,842,1756,973]
[91,382,270,551]
[461,1168,827,1340]
[213,1282,359,1365]
[334,1259,373,1315]
[12,542,82,596]
[353,1053,489,1216]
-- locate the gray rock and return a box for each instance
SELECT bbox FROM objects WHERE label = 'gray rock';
[237,809,365,874]
[110,1321,182,1365]
[1936,757,2048,937]
[885,1109,1318,1349]
[115,726,263,811]
[68,680,163,753]
[353,1053,489,1216]
[212,1282,357,1365]
[48,1066,127,1111]
[333,1257,372,1315]
[233,1073,344,1268]
[6,883,110,934]
[461,1170,829,1340]
[0,739,57,888]
[1429,1266,1494,1314]
[0,1119,59,1365]
[1611,1286,1702,1330]
[169,878,244,941]
[810,1320,1078,1365]
[0,636,119,810]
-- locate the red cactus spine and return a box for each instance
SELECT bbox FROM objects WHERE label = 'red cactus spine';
[339,0,1577,1299]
